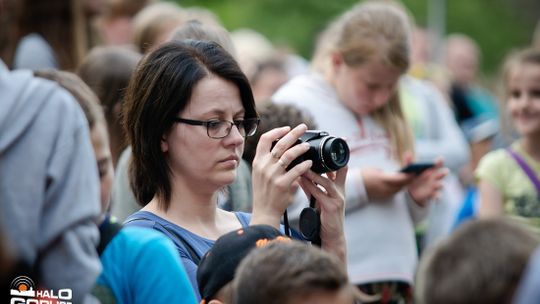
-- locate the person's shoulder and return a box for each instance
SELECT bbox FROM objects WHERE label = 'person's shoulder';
[124,211,159,228]
[17,33,51,50]
[273,72,326,104]
[480,148,512,166]
[13,33,58,70]
[116,226,175,249]
[476,147,514,179]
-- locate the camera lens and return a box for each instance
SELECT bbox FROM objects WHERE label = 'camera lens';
[321,137,349,171]
[272,131,349,174]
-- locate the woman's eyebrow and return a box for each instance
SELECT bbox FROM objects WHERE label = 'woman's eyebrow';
[199,108,246,117]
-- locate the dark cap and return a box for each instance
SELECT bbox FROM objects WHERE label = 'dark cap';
[196,225,287,301]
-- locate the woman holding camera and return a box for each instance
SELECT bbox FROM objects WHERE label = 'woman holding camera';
[273,1,447,302]
[122,40,347,301]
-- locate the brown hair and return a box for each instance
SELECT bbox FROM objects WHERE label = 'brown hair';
[34,69,104,128]
[78,46,141,166]
[102,0,154,20]
[123,40,257,209]
[416,218,540,304]
[169,20,236,57]
[312,0,414,162]
[131,2,185,54]
[13,0,87,71]
[243,102,316,167]
[233,241,353,304]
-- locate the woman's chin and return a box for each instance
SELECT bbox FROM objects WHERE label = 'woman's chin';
[216,171,238,187]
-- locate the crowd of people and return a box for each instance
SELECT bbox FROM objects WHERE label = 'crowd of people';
[1,0,539,303]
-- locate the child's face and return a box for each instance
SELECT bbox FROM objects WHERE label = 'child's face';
[332,56,401,116]
[507,62,540,137]
[91,122,114,215]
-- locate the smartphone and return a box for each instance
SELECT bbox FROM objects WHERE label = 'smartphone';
[399,162,435,174]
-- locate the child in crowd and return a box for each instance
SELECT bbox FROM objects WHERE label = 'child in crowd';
[273,1,447,301]
[415,218,540,304]
[196,225,286,303]
[477,48,540,231]
[233,240,365,304]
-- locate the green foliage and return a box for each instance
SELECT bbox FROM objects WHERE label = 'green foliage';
[171,0,536,76]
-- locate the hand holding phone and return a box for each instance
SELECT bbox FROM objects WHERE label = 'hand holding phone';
[400,162,436,175]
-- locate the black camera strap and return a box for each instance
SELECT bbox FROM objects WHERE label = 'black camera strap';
[284,209,291,237]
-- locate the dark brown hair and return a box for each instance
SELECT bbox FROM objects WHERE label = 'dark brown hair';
[34,69,104,128]
[123,40,257,209]
[243,102,316,167]
[78,46,141,166]
[12,0,87,70]
[233,241,352,304]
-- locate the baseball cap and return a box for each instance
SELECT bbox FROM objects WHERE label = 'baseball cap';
[196,225,288,302]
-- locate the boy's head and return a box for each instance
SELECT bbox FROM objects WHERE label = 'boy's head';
[232,240,358,304]
[416,218,540,304]
[196,225,287,304]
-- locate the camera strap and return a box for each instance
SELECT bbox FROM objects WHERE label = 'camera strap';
[284,210,291,237]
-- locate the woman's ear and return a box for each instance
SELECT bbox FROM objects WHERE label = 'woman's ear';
[208,300,224,304]
[160,134,169,153]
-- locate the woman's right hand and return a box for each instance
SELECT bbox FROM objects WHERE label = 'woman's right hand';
[250,124,313,229]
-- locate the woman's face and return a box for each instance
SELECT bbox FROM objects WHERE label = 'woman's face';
[332,55,401,116]
[91,121,114,214]
[507,63,540,137]
[162,75,246,191]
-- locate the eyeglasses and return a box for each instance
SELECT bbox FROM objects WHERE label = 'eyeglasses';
[173,117,260,139]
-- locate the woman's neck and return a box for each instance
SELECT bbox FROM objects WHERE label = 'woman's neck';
[520,134,540,162]
[142,178,241,240]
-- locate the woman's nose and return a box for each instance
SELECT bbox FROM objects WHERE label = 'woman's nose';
[225,124,245,145]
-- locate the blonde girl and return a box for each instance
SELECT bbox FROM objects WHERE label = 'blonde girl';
[273,1,446,302]
[477,48,540,230]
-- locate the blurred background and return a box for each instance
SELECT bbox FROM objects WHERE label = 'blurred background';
[173,0,538,77]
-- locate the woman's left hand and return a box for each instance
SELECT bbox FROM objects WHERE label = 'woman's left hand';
[298,166,348,266]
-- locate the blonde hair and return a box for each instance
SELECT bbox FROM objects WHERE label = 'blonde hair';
[169,20,236,57]
[132,2,186,53]
[313,0,414,162]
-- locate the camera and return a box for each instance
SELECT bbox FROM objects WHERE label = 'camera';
[278,130,350,174]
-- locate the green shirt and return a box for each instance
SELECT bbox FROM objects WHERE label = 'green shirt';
[476,142,540,229]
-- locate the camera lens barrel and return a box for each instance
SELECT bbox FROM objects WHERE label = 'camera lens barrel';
[319,136,350,173]
[278,130,350,174]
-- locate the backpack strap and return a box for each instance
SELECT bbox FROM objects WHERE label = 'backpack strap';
[506,147,540,195]
[125,217,202,265]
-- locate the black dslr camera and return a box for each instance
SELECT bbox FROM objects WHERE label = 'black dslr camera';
[276,130,350,246]
[283,130,350,174]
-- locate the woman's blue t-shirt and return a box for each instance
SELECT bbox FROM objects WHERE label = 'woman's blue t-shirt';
[124,211,251,301]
